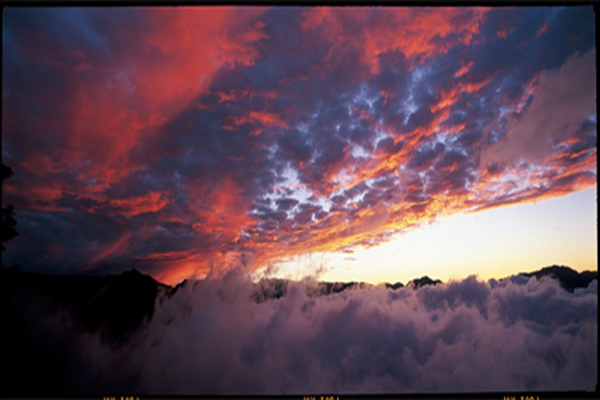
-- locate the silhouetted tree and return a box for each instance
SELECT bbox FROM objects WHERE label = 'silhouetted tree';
[1,163,18,252]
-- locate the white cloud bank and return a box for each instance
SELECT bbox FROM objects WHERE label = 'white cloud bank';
[16,270,599,394]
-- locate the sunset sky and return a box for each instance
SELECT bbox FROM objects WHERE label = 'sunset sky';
[2,6,597,286]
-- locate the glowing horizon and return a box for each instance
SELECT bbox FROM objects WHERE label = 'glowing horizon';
[248,185,597,286]
[2,6,597,287]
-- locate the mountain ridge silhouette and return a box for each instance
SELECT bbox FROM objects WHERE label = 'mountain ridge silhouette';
[2,264,596,341]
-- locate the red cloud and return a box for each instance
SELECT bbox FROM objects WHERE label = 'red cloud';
[2,7,596,285]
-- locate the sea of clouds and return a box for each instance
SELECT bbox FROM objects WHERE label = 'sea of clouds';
[27,269,598,394]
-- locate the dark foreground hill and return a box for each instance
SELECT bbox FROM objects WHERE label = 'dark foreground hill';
[1,267,173,344]
[1,267,174,395]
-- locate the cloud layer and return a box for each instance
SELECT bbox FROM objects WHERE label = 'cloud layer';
[8,270,597,394]
[2,7,597,283]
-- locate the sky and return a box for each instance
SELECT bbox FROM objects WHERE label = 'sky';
[1,6,597,286]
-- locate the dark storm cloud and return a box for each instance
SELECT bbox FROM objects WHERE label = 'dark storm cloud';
[277,128,314,163]
[455,130,484,150]
[376,137,404,155]
[374,50,411,101]
[464,7,594,88]
[6,209,128,273]
[275,198,299,212]
[405,106,436,133]
[407,142,446,170]
[424,149,477,195]
[8,270,596,394]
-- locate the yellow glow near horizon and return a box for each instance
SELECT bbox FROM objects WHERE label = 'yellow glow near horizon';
[262,186,597,284]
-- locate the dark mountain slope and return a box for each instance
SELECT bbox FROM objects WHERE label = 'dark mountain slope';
[385,282,405,290]
[1,267,174,396]
[408,276,443,289]
[519,265,598,293]
[1,267,172,345]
